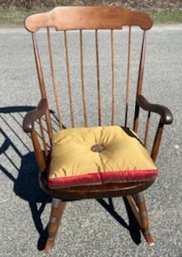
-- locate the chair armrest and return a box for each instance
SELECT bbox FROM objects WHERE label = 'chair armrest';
[23,98,48,133]
[137,95,173,125]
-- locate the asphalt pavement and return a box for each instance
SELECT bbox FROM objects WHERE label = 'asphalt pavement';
[0,25,182,257]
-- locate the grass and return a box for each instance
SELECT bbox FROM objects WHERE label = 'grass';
[147,9,182,24]
[0,8,182,27]
[0,8,50,27]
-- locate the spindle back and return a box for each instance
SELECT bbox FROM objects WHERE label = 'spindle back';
[25,6,153,138]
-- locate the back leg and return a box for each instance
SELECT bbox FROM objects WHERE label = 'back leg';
[134,192,154,246]
[126,192,154,246]
[44,198,66,252]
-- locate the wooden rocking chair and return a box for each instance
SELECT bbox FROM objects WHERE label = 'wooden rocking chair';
[23,6,173,252]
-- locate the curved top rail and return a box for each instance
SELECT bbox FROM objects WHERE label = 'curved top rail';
[25,6,153,32]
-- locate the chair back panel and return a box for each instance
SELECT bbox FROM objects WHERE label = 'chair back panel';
[25,7,152,135]
[25,6,152,32]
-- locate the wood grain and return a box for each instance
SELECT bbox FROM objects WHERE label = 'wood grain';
[111,29,115,125]
[80,29,88,127]
[25,6,153,32]
[95,29,101,126]
[125,26,131,127]
[47,28,63,130]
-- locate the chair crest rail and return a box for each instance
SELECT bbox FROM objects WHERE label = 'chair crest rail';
[25,6,153,32]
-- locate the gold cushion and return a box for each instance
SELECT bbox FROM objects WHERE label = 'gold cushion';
[48,126,158,188]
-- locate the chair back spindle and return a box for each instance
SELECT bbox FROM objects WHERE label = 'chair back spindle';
[133,31,147,132]
[125,26,132,127]
[32,33,47,98]
[95,29,102,126]
[80,29,88,127]
[32,34,53,141]
[64,31,75,128]
[111,29,115,125]
[47,28,63,130]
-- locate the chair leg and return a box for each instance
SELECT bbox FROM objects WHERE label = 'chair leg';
[44,198,66,252]
[126,192,154,246]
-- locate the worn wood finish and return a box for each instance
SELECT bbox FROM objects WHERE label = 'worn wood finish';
[136,95,173,125]
[135,193,154,246]
[126,193,154,246]
[45,199,66,252]
[151,120,164,162]
[136,95,173,160]
[23,98,48,133]
[31,129,46,172]
[25,6,153,32]
[23,6,173,252]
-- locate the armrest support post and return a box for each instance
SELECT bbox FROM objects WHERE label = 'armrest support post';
[151,120,164,162]
[31,129,46,172]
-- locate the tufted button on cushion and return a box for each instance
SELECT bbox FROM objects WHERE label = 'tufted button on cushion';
[48,126,158,189]
[91,144,105,153]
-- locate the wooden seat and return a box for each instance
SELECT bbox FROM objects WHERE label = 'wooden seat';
[23,6,173,252]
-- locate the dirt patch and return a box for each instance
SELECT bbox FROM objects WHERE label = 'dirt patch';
[1,0,182,10]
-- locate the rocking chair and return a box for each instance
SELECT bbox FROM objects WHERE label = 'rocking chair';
[23,6,173,252]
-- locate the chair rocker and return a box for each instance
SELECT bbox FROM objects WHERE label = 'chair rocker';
[23,6,173,252]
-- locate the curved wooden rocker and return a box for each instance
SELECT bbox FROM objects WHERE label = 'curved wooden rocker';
[23,6,173,252]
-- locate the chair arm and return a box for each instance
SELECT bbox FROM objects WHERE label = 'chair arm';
[23,98,48,133]
[137,95,173,125]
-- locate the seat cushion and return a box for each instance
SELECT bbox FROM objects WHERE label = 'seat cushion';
[48,126,158,189]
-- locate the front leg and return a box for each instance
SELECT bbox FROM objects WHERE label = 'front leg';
[45,198,66,252]
[126,192,154,246]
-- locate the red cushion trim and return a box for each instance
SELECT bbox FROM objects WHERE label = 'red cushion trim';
[101,169,158,183]
[48,172,102,189]
[48,169,158,189]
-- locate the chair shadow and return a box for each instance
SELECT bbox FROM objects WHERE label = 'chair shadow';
[14,151,51,250]
[0,105,141,250]
[97,198,141,245]
[0,106,51,250]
